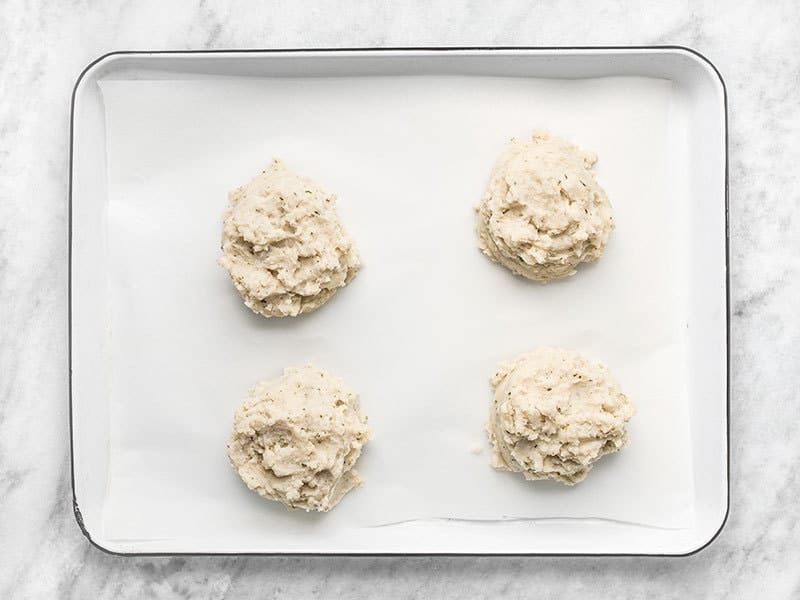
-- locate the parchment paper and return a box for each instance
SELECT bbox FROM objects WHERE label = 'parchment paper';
[99,75,694,541]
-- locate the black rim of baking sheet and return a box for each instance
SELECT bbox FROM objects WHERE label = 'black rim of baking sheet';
[68,45,730,558]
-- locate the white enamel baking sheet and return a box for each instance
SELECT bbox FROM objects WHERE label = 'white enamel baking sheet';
[70,49,728,555]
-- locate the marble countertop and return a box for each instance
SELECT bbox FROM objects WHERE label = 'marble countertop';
[1,0,798,597]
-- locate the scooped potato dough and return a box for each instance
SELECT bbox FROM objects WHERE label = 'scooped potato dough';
[219,160,360,317]
[487,347,634,485]
[476,131,614,281]
[227,365,371,512]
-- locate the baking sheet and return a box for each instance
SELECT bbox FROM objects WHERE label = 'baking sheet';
[98,75,694,541]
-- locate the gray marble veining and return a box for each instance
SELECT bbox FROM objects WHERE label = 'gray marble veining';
[1,0,799,597]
